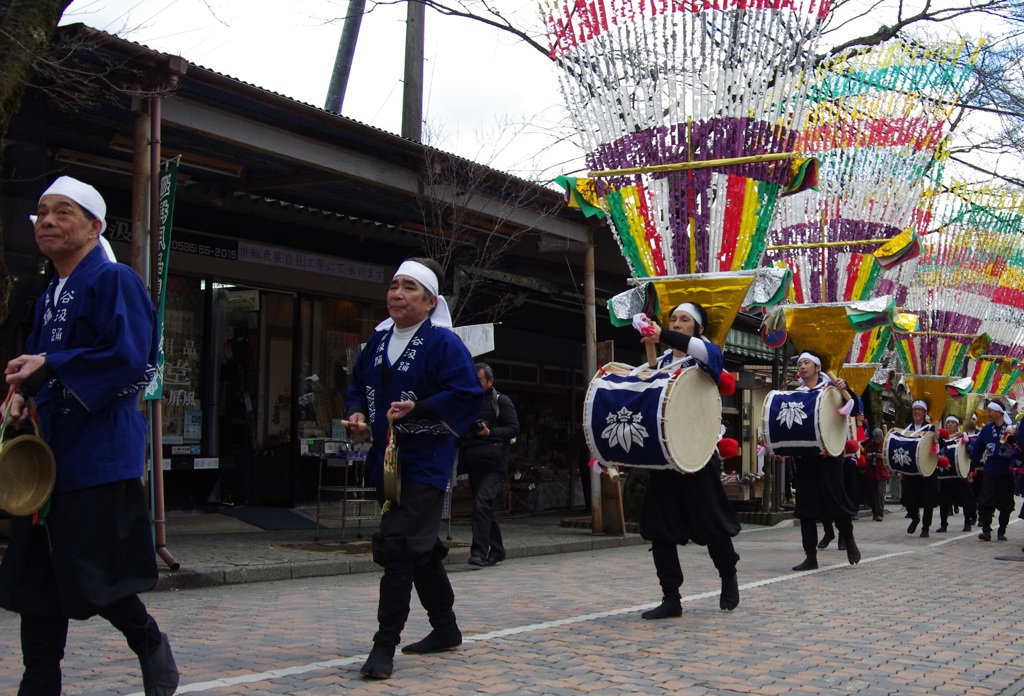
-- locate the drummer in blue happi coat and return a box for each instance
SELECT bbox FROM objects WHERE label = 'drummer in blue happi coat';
[635,302,742,619]
[900,400,940,538]
[790,351,862,571]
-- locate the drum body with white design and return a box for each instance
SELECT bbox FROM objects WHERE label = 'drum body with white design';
[762,386,846,458]
[583,362,721,473]
[937,439,970,479]
[883,430,938,477]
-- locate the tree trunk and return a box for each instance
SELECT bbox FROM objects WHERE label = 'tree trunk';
[0,0,74,324]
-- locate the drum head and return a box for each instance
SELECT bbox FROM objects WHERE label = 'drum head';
[917,431,938,477]
[954,441,970,478]
[817,386,847,457]
[663,367,722,473]
[0,434,56,517]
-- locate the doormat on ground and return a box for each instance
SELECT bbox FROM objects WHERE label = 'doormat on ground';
[275,540,470,556]
[221,506,318,531]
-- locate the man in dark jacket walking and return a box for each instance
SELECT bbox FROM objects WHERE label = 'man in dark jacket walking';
[461,363,520,567]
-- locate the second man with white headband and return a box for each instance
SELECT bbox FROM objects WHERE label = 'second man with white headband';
[346,257,483,679]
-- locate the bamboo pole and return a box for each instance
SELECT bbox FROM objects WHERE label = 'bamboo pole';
[588,151,798,178]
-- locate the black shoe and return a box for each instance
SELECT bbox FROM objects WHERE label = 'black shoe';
[907,519,919,534]
[817,531,834,549]
[360,643,395,679]
[140,633,179,696]
[486,552,506,565]
[998,531,1008,541]
[920,529,929,538]
[979,531,992,541]
[936,525,948,533]
[720,574,739,611]
[468,555,489,567]
[792,557,818,571]
[844,536,861,565]
[401,626,462,654]
[963,523,973,532]
[837,539,846,551]
[641,600,682,620]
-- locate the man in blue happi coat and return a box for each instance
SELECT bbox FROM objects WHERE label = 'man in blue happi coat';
[346,258,482,679]
[0,177,178,695]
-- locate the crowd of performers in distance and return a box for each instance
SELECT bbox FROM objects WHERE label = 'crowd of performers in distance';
[629,305,1024,621]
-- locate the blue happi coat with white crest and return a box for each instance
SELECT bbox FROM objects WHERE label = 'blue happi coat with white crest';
[346,318,483,491]
[26,245,159,495]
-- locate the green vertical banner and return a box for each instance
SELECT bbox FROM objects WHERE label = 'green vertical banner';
[144,157,180,401]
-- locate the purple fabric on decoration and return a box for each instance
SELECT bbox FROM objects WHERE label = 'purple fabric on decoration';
[588,118,796,273]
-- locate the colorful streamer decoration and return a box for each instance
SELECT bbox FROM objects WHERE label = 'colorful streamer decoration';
[541,0,831,277]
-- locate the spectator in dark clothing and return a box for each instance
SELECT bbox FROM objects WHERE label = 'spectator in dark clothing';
[460,363,520,567]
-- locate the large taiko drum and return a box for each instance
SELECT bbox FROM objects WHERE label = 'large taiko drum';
[762,386,847,458]
[937,439,970,479]
[883,430,938,477]
[583,362,721,473]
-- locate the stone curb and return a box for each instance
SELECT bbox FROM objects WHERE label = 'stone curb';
[153,532,649,592]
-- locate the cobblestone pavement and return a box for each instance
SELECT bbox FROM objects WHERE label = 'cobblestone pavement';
[2,509,1024,695]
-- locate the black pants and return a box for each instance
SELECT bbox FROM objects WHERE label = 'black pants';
[869,480,887,518]
[468,464,506,560]
[939,478,976,526]
[650,537,739,602]
[371,483,457,647]
[801,516,853,557]
[19,595,160,696]
[978,472,1016,534]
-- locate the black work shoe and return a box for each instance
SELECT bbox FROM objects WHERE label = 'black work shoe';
[998,531,1008,541]
[844,536,861,565]
[907,519,919,534]
[401,626,462,654]
[792,557,818,572]
[936,525,948,533]
[486,552,506,565]
[817,532,834,549]
[360,643,394,679]
[720,574,739,611]
[641,600,682,620]
[920,529,929,538]
[979,531,992,541]
[140,633,179,696]
[963,523,973,532]
[467,555,489,567]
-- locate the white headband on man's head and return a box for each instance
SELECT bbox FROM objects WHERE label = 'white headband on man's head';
[375,259,454,330]
[30,176,117,262]
[987,401,1005,414]
[671,302,702,328]
[797,352,821,368]
[944,415,960,424]
[912,400,928,411]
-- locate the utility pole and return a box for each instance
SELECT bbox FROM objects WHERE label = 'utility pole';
[324,0,366,113]
[401,0,425,141]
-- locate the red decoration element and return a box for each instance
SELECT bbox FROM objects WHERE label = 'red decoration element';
[937,456,950,469]
[939,428,950,439]
[845,439,860,454]
[718,371,736,396]
[718,438,740,460]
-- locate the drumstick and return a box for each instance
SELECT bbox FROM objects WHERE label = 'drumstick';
[825,371,853,401]
[645,343,658,368]
[339,419,369,431]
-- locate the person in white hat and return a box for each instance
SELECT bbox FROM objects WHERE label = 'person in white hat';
[788,350,862,571]
[899,400,940,538]
[936,415,976,533]
[970,401,1020,541]
[0,176,178,695]
[346,257,482,679]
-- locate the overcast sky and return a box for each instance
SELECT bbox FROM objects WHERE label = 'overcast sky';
[61,0,581,182]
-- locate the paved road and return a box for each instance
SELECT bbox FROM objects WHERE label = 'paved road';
[3,514,1024,695]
